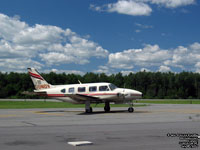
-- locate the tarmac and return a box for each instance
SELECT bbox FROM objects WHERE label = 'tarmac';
[0,104,200,150]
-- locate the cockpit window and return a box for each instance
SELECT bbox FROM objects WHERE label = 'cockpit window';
[109,84,117,91]
[99,86,109,91]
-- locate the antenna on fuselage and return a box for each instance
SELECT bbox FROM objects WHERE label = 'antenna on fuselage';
[78,80,82,84]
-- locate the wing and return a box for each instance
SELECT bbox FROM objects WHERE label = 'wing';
[65,94,102,103]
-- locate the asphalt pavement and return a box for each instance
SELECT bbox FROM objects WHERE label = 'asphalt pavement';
[0,104,200,150]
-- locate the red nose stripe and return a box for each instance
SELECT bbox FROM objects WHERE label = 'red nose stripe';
[29,72,44,80]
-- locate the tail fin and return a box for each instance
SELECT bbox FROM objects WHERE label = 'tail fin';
[27,68,52,90]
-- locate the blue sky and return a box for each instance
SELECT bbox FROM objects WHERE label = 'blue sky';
[0,0,200,74]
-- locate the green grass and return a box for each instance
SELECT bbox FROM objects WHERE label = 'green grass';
[1,99,199,109]
[0,101,147,109]
[135,99,200,104]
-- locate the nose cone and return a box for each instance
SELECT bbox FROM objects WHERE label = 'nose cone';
[138,91,143,98]
[130,90,142,99]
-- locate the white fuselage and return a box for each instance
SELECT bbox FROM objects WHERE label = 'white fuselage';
[36,82,142,104]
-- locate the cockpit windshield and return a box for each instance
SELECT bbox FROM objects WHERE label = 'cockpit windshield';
[109,83,117,91]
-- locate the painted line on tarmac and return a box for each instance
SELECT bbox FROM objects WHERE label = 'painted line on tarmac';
[35,112,65,116]
[0,114,19,118]
[157,109,200,114]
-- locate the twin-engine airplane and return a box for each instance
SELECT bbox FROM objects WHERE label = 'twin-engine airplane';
[28,68,142,113]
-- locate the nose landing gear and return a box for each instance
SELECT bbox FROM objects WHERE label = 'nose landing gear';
[128,101,134,113]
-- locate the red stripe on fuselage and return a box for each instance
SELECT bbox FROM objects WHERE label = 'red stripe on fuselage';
[47,94,65,97]
[86,93,117,96]
[46,93,117,97]
[45,93,141,98]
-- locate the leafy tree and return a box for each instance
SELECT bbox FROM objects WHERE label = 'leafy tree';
[0,71,200,99]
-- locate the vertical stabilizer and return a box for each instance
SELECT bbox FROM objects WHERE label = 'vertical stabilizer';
[27,68,52,90]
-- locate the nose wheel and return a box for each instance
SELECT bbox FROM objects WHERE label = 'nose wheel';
[128,101,134,113]
[128,107,134,113]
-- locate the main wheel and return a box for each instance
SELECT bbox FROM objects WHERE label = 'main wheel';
[104,106,110,112]
[128,107,134,113]
[90,107,93,113]
[85,107,93,113]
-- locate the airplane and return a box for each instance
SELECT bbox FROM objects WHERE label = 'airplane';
[28,68,142,113]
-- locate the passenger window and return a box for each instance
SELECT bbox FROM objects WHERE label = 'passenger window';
[69,87,74,93]
[61,89,66,93]
[99,86,109,91]
[89,86,97,92]
[78,87,86,92]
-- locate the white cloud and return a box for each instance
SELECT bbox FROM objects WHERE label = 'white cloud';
[121,70,134,75]
[90,4,103,12]
[189,42,200,51]
[45,68,85,75]
[147,0,196,8]
[108,42,200,72]
[134,23,153,33]
[140,68,151,72]
[0,13,27,41]
[158,65,171,72]
[91,0,152,16]
[107,1,152,16]
[195,62,200,73]
[93,65,111,74]
[13,24,64,45]
[109,44,171,69]
[109,52,135,69]
[91,0,196,16]
[39,52,82,65]
[135,23,153,29]
[0,13,108,72]
[164,43,200,69]
[40,28,108,65]
[0,58,43,72]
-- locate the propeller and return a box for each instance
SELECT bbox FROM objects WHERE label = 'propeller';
[117,89,128,99]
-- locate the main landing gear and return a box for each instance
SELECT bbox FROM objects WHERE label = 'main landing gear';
[85,107,93,113]
[85,101,134,113]
[85,101,93,113]
[104,102,110,112]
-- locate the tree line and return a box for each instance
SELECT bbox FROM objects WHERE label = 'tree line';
[0,71,200,99]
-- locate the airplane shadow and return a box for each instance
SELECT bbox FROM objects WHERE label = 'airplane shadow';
[78,110,150,115]
[78,110,128,115]
[36,110,150,115]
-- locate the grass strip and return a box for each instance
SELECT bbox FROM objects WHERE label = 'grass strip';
[0,101,147,109]
[136,99,200,104]
[1,99,199,109]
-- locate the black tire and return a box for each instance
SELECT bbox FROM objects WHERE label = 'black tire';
[128,107,134,113]
[85,107,93,113]
[90,107,93,113]
[104,106,110,112]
